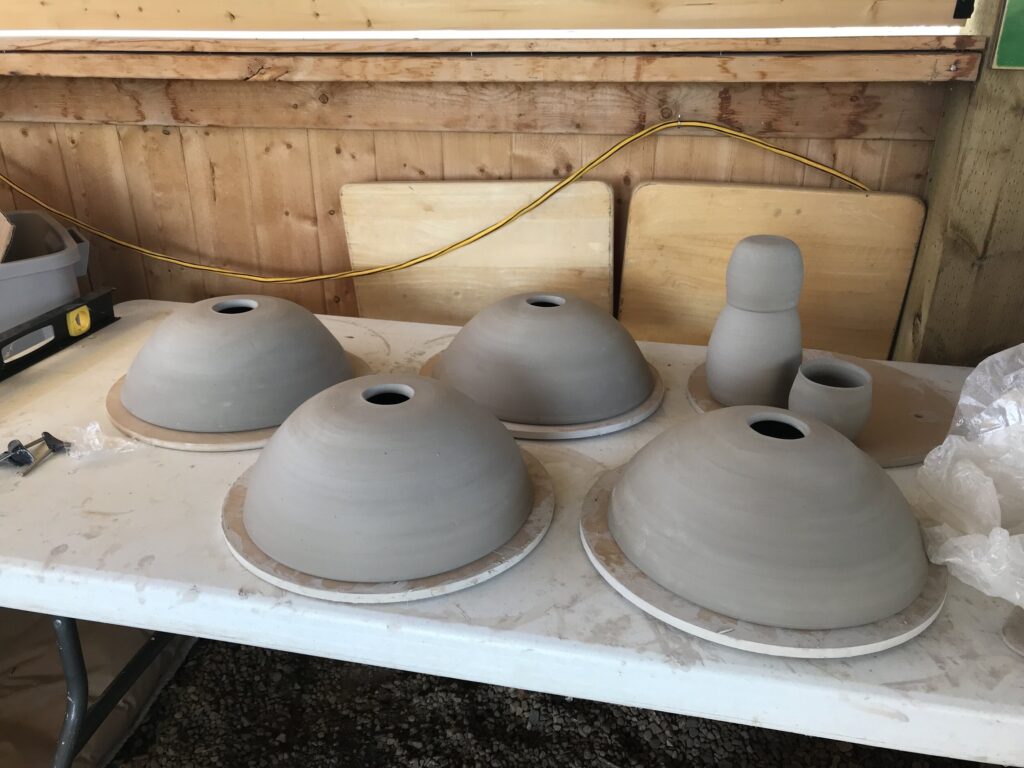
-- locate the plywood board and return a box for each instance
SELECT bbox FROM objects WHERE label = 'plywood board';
[619,182,925,358]
[0,212,13,262]
[343,181,613,324]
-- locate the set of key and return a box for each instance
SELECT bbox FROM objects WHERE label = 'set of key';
[0,432,68,476]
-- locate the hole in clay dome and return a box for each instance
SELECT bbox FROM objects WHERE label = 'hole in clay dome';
[362,384,415,405]
[526,295,566,308]
[213,299,258,314]
[750,419,806,440]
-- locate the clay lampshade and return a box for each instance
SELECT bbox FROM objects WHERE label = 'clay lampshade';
[120,295,355,433]
[608,405,930,630]
[433,292,656,428]
[242,374,535,583]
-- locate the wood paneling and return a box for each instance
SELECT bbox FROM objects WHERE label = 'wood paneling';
[374,132,444,181]
[895,70,1024,366]
[0,123,75,216]
[243,128,325,311]
[0,36,986,54]
[0,0,961,31]
[0,124,935,315]
[308,129,376,315]
[117,126,206,302]
[0,79,947,140]
[0,63,941,319]
[55,124,149,301]
[0,52,981,83]
[442,134,512,180]
[178,126,261,297]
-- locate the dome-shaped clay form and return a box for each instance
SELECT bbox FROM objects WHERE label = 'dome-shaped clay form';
[120,295,354,433]
[608,406,929,630]
[242,374,534,583]
[433,293,655,427]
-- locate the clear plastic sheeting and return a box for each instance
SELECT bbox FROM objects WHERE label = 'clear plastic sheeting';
[65,421,135,461]
[917,344,1024,608]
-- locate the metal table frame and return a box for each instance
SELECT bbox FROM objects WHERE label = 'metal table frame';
[49,616,179,768]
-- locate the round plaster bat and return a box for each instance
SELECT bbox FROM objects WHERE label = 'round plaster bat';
[111,295,364,449]
[224,374,554,602]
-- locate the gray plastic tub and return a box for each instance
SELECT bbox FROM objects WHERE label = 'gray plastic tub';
[0,210,89,335]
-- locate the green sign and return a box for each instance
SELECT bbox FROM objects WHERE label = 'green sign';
[995,0,1024,69]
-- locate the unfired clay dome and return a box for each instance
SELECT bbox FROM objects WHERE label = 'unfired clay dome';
[434,292,654,426]
[242,374,534,582]
[608,406,929,630]
[120,295,354,432]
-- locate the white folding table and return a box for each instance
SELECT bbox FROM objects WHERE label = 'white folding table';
[1,300,1021,766]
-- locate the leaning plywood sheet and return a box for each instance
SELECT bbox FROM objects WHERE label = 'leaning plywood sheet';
[343,181,612,324]
[0,212,13,263]
[619,182,925,358]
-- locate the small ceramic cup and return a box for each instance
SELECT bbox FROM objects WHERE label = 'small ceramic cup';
[787,358,872,441]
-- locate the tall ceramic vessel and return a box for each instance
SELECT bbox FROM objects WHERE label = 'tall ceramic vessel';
[706,235,803,407]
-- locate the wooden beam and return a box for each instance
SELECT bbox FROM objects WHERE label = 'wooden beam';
[0,0,962,31]
[0,79,946,139]
[0,35,988,55]
[894,67,1024,365]
[0,52,981,83]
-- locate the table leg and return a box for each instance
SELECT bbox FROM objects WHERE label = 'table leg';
[50,616,178,768]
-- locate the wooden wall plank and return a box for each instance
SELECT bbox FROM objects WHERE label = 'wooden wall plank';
[0,122,92,291]
[374,132,444,180]
[650,134,930,193]
[580,133,656,301]
[0,126,936,321]
[242,128,326,312]
[511,134,582,179]
[117,125,206,302]
[0,123,75,214]
[800,140,840,189]
[179,126,261,297]
[0,0,960,31]
[831,140,888,190]
[895,70,1024,365]
[727,138,811,186]
[308,129,376,315]
[0,52,981,83]
[0,79,947,140]
[876,140,933,196]
[55,124,148,300]
[0,36,986,55]
[442,133,513,180]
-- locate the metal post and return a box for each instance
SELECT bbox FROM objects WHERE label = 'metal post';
[50,616,179,768]
[51,617,88,768]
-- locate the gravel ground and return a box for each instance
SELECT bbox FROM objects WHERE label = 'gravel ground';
[110,640,986,768]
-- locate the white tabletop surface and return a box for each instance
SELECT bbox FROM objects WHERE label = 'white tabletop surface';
[1,300,1021,766]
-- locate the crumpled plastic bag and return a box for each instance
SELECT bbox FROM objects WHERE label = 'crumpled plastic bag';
[916,344,1024,608]
[64,421,135,461]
